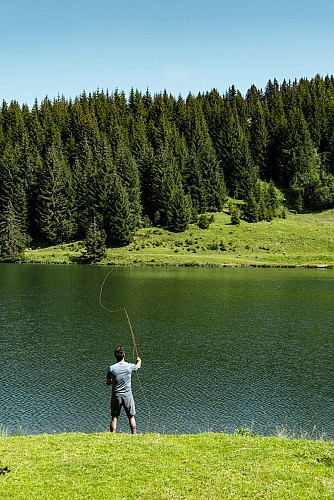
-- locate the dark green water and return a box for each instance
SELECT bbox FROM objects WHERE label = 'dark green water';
[0,264,333,437]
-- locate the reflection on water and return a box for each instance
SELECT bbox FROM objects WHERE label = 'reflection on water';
[0,264,333,438]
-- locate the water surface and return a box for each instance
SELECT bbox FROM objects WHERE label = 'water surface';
[0,264,333,438]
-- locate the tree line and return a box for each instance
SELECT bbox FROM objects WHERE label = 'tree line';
[1,74,334,260]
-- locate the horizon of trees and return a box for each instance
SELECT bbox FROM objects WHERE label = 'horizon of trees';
[1,74,334,260]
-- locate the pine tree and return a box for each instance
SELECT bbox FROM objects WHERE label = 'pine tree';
[216,102,257,198]
[228,200,241,225]
[36,141,76,244]
[0,200,25,262]
[167,175,191,233]
[249,98,268,177]
[83,218,106,262]
[232,127,258,199]
[266,179,280,217]
[264,90,287,182]
[230,205,240,225]
[113,142,142,231]
[72,138,102,236]
[279,108,320,210]
[95,134,117,216]
[104,174,134,246]
[255,182,267,221]
[0,142,29,236]
[184,147,206,213]
[212,102,236,193]
[243,192,259,223]
[182,97,226,211]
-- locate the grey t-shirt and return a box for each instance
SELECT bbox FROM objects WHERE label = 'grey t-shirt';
[107,361,138,396]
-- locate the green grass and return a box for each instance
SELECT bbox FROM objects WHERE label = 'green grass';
[24,208,334,268]
[1,432,334,499]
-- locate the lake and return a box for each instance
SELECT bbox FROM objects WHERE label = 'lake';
[0,263,333,438]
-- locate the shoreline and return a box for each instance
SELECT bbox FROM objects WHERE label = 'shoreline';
[22,254,334,269]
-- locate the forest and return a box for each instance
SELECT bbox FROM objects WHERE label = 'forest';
[1,74,334,260]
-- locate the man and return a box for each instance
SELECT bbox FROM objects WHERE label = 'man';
[106,346,142,434]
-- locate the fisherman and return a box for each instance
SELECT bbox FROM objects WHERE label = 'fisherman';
[106,346,142,434]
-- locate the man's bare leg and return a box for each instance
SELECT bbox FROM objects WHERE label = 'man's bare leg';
[129,416,136,434]
[110,417,117,433]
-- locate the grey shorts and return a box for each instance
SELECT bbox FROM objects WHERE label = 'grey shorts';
[111,394,136,418]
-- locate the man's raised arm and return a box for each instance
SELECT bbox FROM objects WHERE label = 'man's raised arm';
[136,357,142,369]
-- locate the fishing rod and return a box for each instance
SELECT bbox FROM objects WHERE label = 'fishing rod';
[99,270,140,358]
[124,307,139,359]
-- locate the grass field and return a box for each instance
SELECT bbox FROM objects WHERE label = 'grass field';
[25,208,334,268]
[1,432,334,499]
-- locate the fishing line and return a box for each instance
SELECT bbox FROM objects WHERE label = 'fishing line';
[99,269,151,431]
[99,270,124,315]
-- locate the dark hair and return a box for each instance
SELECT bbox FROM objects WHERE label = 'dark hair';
[114,346,125,361]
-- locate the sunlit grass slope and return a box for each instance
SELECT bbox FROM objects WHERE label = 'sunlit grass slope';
[1,432,334,499]
[25,208,334,268]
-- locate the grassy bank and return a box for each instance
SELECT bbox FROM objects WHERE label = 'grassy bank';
[1,432,334,499]
[24,208,334,268]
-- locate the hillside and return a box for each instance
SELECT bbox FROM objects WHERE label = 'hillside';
[25,208,334,268]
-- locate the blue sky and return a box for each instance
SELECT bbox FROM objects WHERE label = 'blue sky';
[1,0,334,106]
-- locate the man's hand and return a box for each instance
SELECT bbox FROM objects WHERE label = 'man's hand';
[136,357,142,368]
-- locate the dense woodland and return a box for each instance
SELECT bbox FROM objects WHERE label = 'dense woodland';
[1,74,334,260]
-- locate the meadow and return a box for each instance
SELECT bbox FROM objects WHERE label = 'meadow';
[25,208,334,268]
[1,432,334,499]
[4,208,334,499]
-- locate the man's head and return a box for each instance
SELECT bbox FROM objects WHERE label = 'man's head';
[114,346,125,362]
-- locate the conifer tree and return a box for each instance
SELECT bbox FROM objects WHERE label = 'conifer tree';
[72,138,102,236]
[168,188,191,233]
[104,173,134,246]
[255,182,267,221]
[279,108,320,209]
[136,143,156,220]
[167,169,191,232]
[230,204,240,225]
[264,90,287,181]
[0,142,28,235]
[243,192,259,223]
[113,142,142,231]
[83,218,106,262]
[0,200,25,262]
[266,179,280,217]
[183,97,226,211]
[95,133,117,208]
[249,98,268,177]
[232,127,259,199]
[153,148,180,227]
[216,103,243,195]
[36,141,76,244]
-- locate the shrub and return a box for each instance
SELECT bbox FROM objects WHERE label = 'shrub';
[197,214,210,229]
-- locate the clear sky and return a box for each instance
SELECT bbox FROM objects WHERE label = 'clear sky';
[1,0,334,106]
